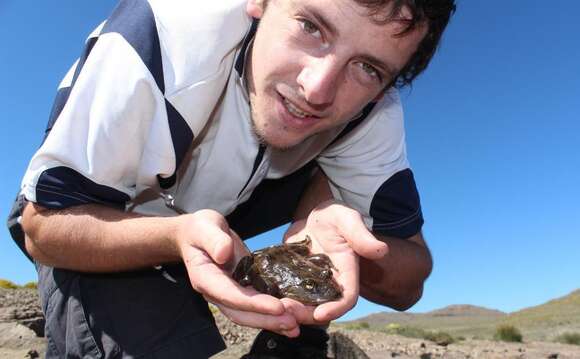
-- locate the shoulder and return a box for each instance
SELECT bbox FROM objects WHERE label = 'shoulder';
[324,88,406,157]
[359,88,405,144]
[149,0,252,92]
[100,0,252,94]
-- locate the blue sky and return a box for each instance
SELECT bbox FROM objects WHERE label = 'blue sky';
[1,1,578,322]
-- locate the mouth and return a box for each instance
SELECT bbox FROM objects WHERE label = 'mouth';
[277,92,320,121]
[283,97,314,119]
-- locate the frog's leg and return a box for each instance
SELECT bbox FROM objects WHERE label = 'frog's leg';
[232,255,254,286]
[251,273,281,298]
[306,253,337,271]
[285,235,312,256]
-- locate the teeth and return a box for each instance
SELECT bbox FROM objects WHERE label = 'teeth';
[284,98,311,118]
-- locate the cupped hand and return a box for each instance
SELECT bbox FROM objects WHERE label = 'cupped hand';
[175,209,300,337]
[283,201,388,324]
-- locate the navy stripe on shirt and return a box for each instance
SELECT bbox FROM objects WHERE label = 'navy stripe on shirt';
[43,36,98,142]
[35,166,130,210]
[370,168,424,238]
[234,19,259,78]
[158,99,194,189]
[103,0,195,189]
[102,0,165,93]
[328,101,377,147]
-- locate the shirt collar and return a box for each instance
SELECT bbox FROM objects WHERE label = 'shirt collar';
[234,19,259,80]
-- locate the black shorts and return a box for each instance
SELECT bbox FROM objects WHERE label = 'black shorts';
[37,263,225,358]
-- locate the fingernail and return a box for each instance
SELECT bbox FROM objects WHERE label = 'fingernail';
[283,328,300,337]
[279,323,289,331]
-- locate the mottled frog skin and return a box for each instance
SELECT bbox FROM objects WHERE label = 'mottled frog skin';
[233,236,342,305]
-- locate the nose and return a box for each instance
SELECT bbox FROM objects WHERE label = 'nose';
[296,57,341,106]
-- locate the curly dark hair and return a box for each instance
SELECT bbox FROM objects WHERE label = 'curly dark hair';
[354,0,457,88]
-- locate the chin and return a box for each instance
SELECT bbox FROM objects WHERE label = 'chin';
[263,134,300,151]
[254,127,301,151]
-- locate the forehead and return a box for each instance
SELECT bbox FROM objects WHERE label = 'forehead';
[277,0,426,70]
[282,0,407,29]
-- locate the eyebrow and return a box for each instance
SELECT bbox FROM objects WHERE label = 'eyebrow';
[359,55,398,80]
[302,5,338,38]
[297,3,399,80]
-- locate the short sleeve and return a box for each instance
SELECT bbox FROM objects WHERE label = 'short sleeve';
[317,89,423,238]
[20,1,176,210]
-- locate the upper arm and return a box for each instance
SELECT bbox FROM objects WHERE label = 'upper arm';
[20,3,175,212]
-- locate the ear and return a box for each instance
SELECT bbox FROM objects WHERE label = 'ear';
[246,0,265,19]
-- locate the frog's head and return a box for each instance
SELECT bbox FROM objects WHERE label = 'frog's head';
[283,276,342,305]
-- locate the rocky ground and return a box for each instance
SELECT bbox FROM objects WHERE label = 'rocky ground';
[0,288,45,358]
[1,288,580,359]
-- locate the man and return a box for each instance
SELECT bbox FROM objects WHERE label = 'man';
[8,0,455,357]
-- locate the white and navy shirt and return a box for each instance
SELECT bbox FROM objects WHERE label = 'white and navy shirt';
[19,0,423,240]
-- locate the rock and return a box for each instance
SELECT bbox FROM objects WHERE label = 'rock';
[25,349,39,358]
[18,318,44,338]
[212,310,259,346]
[328,332,369,359]
[0,289,44,338]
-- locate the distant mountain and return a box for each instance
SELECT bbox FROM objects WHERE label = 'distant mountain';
[426,304,505,317]
[502,289,580,340]
[342,289,580,341]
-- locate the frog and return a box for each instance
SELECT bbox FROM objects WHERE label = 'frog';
[232,236,343,305]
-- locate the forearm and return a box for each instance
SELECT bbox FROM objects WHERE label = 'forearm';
[359,232,432,311]
[22,202,181,272]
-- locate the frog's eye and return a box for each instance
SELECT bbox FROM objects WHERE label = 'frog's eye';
[303,278,316,290]
[320,269,331,279]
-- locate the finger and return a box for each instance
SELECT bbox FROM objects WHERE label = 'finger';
[207,228,234,265]
[283,220,307,242]
[184,253,285,315]
[282,327,301,338]
[281,298,329,326]
[217,304,300,337]
[181,210,235,265]
[201,276,284,315]
[313,257,359,322]
[313,292,358,323]
[338,215,388,260]
[220,229,251,274]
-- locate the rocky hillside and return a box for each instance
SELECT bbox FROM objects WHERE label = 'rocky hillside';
[1,287,580,359]
[348,304,506,339]
[428,305,505,318]
[502,289,580,341]
[345,289,580,342]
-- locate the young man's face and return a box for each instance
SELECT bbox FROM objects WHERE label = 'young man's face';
[246,0,426,149]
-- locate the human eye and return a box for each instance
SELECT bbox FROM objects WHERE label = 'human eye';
[298,18,322,39]
[357,62,382,82]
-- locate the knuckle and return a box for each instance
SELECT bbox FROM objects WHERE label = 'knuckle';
[189,278,204,294]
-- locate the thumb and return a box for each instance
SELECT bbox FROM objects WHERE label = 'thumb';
[209,231,234,265]
[283,220,307,243]
[341,220,388,260]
